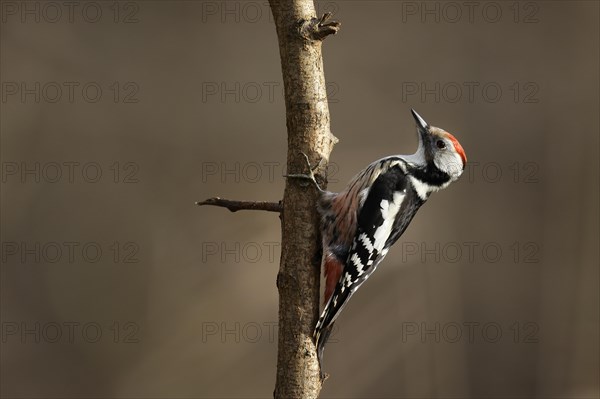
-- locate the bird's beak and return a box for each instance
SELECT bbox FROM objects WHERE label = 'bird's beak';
[411,109,430,148]
[411,109,429,130]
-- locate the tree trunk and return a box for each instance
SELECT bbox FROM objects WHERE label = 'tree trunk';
[198,1,339,396]
[269,1,339,398]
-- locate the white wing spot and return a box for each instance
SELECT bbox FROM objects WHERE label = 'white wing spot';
[343,274,354,288]
[350,253,365,276]
[373,192,405,252]
[359,233,374,253]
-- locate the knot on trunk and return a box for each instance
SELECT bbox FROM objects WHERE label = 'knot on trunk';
[301,13,341,41]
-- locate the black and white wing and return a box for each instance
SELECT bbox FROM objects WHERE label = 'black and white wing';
[314,164,422,362]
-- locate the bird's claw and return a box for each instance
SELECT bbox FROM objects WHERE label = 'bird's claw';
[283,152,325,192]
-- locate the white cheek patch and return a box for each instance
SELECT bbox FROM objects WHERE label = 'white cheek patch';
[450,152,465,177]
[435,152,464,180]
[373,192,405,252]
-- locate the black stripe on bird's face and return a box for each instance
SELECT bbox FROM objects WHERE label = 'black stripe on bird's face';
[408,162,452,188]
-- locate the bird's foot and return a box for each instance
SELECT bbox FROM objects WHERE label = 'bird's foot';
[284,152,325,192]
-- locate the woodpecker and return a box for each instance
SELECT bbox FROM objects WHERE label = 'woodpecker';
[310,109,467,374]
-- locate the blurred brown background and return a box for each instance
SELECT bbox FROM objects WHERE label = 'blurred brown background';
[1,1,598,398]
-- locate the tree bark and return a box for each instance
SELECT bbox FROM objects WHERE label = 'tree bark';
[269,1,339,398]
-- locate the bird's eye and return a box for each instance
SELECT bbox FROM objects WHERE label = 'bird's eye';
[436,140,446,149]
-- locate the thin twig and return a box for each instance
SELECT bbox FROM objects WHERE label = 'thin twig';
[196,197,282,213]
